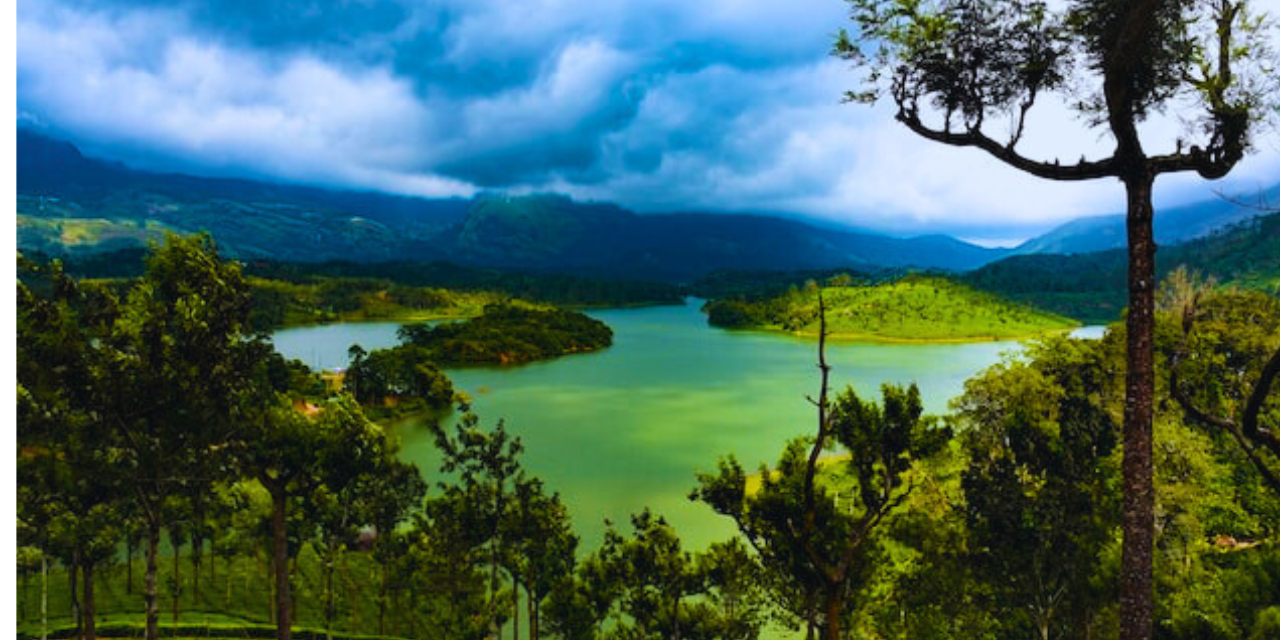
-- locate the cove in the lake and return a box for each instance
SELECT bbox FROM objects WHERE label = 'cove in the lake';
[272,300,1105,549]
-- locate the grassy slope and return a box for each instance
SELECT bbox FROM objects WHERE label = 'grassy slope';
[719,276,1078,341]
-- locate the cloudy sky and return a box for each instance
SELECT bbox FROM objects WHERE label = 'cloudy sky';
[16,0,1280,245]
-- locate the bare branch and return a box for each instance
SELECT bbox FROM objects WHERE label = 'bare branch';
[896,109,1117,181]
[801,290,832,539]
[1242,344,1280,444]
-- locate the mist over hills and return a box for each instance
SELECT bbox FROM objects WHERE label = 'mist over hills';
[16,129,1276,282]
[16,129,1004,279]
[1012,183,1280,255]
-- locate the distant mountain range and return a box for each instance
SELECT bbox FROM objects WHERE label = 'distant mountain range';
[1011,183,1280,255]
[966,210,1280,323]
[15,128,1277,281]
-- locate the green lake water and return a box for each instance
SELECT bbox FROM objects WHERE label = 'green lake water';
[272,300,1103,550]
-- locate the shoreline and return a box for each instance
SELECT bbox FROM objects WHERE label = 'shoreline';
[721,324,1083,345]
[271,299,685,330]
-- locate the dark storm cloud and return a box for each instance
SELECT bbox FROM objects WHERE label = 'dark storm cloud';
[18,0,1280,240]
[18,0,853,193]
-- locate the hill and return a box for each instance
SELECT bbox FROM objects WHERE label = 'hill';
[16,130,1006,279]
[702,275,1079,341]
[1013,184,1280,255]
[966,210,1280,323]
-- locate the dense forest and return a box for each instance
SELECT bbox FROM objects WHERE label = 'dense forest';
[17,234,1280,640]
[702,274,1078,340]
[18,248,680,332]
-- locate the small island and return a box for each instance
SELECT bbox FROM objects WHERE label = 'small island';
[703,274,1079,341]
[398,303,614,365]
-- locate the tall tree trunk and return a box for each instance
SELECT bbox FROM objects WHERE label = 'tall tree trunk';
[126,538,134,596]
[271,488,292,640]
[145,520,161,640]
[323,545,335,640]
[513,578,520,640]
[378,561,388,636]
[530,594,539,640]
[192,536,202,606]
[41,554,48,640]
[491,548,500,640]
[172,541,182,623]
[226,554,233,609]
[69,557,80,637]
[344,554,357,631]
[82,561,96,640]
[1119,174,1156,640]
[822,588,842,640]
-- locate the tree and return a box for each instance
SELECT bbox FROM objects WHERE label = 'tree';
[501,477,578,640]
[95,234,261,640]
[430,410,525,638]
[694,295,949,640]
[363,458,428,637]
[18,261,128,640]
[236,393,389,640]
[1164,277,1280,496]
[595,510,704,640]
[954,337,1121,640]
[400,496,493,640]
[834,2,1276,637]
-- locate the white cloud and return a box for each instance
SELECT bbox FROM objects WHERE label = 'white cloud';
[17,3,473,197]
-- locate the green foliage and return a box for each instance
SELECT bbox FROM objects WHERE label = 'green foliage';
[343,345,454,412]
[953,337,1121,639]
[399,303,613,365]
[703,274,1077,340]
[965,211,1280,323]
[693,382,950,639]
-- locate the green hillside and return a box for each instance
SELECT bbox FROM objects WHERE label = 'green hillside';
[965,210,1280,323]
[703,275,1078,341]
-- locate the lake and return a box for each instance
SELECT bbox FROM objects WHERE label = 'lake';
[272,300,1103,550]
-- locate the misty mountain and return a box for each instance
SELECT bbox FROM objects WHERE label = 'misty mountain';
[1013,183,1280,255]
[16,129,1008,280]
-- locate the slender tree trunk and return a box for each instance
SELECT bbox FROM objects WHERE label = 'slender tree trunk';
[323,545,335,640]
[126,539,134,596]
[145,520,161,640]
[822,589,842,640]
[1119,175,1156,640]
[527,590,536,640]
[172,541,182,623]
[226,554,233,609]
[192,535,202,606]
[490,543,500,640]
[513,578,520,640]
[271,489,292,640]
[344,555,357,631]
[378,561,388,636]
[41,554,48,640]
[69,558,80,637]
[82,562,96,640]
[267,551,276,625]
